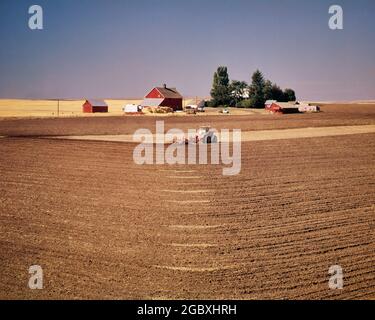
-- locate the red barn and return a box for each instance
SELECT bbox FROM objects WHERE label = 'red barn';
[142,84,183,111]
[82,99,108,113]
[265,101,300,114]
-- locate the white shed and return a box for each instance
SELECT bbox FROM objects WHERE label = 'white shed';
[123,104,140,113]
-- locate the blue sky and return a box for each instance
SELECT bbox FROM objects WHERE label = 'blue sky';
[0,0,374,100]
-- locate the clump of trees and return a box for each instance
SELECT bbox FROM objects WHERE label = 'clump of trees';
[210,66,296,108]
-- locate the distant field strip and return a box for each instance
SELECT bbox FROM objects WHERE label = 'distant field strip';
[47,125,375,143]
[245,125,375,141]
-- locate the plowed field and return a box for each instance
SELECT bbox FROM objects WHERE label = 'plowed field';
[0,131,374,299]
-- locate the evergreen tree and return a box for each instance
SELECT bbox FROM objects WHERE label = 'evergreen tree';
[249,69,266,108]
[210,66,231,106]
[264,80,273,101]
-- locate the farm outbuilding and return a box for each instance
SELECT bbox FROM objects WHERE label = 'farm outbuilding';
[298,104,320,113]
[141,84,183,111]
[265,100,277,109]
[123,104,141,114]
[265,100,320,114]
[82,99,108,113]
[265,101,300,114]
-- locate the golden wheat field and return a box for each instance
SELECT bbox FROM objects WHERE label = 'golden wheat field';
[0,99,142,118]
[0,99,267,119]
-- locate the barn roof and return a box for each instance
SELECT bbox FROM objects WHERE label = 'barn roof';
[141,98,164,107]
[265,100,277,105]
[273,102,299,109]
[86,99,108,107]
[155,87,182,99]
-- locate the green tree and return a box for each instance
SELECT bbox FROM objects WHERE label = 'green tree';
[271,84,284,101]
[237,99,252,108]
[264,80,273,101]
[283,88,296,102]
[210,66,231,106]
[249,69,266,108]
[230,80,248,106]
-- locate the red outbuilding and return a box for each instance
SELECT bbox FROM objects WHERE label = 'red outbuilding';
[82,99,108,113]
[141,84,183,111]
[265,101,300,114]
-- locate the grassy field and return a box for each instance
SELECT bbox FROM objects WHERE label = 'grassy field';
[0,103,374,299]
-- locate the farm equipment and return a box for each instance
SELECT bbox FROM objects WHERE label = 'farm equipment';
[173,126,218,144]
[197,126,218,143]
[197,105,205,112]
[219,108,230,114]
[185,107,197,115]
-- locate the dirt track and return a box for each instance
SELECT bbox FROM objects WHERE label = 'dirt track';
[0,132,374,299]
[50,125,375,143]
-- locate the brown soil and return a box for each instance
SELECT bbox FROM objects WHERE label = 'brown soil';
[0,132,374,299]
[0,104,374,137]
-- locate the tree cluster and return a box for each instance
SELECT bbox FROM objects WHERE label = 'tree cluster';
[210,67,296,108]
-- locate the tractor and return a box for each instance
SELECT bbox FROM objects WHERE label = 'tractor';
[196,126,218,144]
[174,126,217,144]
